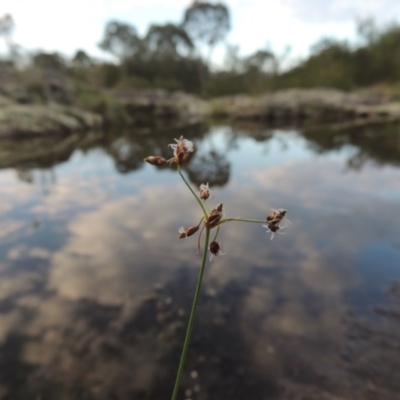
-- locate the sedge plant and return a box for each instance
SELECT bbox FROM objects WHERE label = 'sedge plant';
[145,136,288,400]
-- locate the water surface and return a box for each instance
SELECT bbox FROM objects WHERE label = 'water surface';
[0,122,400,399]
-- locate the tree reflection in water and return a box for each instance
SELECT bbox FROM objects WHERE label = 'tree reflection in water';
[300,121,400,170]
[2,121,400,175]
[185,150,230,187]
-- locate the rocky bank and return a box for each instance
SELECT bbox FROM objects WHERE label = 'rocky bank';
[209,88,400,124]
[0,94,102,137]
[1,87,400,137]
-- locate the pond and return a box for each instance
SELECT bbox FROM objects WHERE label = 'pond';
[0,121,400,399]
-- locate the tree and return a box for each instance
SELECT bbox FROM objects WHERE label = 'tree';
[356,17,378,45]
[182,1,230,61]
[245,49,275,73]
[72,49,92,68]
[224,44,241,72]
[0,14,18,60]
[33,52,66,71]
[99,20,141,62]
[0,14,14,38]
[145,23,194,57]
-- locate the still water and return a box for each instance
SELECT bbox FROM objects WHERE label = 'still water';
[0,122,400,399]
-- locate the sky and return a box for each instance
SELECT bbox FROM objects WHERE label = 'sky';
[2,0,400,66]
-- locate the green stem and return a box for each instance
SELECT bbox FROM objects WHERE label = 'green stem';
[197,216,205,227]
[171,228,210,400]
[219,217,265,225]
[213,225,220,242]
[178,168,208,218]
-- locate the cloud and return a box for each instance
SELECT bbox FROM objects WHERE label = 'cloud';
[0,0,371,63]
[283,0,400,24]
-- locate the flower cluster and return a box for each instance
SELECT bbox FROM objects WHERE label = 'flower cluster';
[144,136,194,167]
[145,135,288,257]
[145,135,288,400]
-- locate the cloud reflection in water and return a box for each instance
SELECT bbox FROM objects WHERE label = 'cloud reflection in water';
[0,124,399,398]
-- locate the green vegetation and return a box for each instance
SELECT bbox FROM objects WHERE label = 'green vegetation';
[1,3,400,108]
[276,23,400,91]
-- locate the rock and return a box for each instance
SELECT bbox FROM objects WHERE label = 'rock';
[209,88,400,124]
[0,96,102,137]
[0,94,14,108]
[0,130,105,169]
[0,69,33,104]
[115,89,208,125]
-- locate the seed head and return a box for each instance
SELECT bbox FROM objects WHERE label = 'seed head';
[266,209,287,225]
[199,182,210,200]
[168,136,194,165]
[178,225,199,239]
[206,203,224,229]
[144,156,167,166]
[263,209,288,240]
[209,241,226,261]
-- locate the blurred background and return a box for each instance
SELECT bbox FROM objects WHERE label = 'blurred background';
[1,1,400,400]
[2,0,400,99]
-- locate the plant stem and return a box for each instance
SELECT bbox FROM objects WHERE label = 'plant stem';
[220,217,265,225]
[213,225,220,242]
[171,228,210,400]
[178,168,208,218]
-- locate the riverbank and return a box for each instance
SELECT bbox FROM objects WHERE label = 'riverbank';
[0,94,102,137]
[209,88,400,124]
[1,87,400,137]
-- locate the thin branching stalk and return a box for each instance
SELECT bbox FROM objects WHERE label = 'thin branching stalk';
[178,168,208,218]
[145,136,287,399]
[171,228,211,400]
[213,225,220,241]
[219,217,265,225]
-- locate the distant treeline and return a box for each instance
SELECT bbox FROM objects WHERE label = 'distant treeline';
[2,3,400,99]
[277,19,400,91]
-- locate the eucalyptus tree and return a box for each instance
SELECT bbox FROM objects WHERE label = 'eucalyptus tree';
[0,14,18,61]
[33,52,66,71]
[0,14,14,38]
[245,49,276,73]
[98,20,142,63]
[142,23,203,92]
[242,49,277,93]
[72,49,92,68]
[145,23,194,57]
[182,1,231,62]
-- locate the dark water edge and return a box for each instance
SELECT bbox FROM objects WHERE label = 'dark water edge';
[0,121,399,399]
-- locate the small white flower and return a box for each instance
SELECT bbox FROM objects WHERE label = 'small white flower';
[182,138,194,152]
[199,182,211,200]
[263,223,287,240]
[263,224,277,240]
[168,136,195,165]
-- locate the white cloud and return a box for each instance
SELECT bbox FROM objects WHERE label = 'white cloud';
[0,0,376,59]
[283,0,400,23]
[2,0,400,64]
